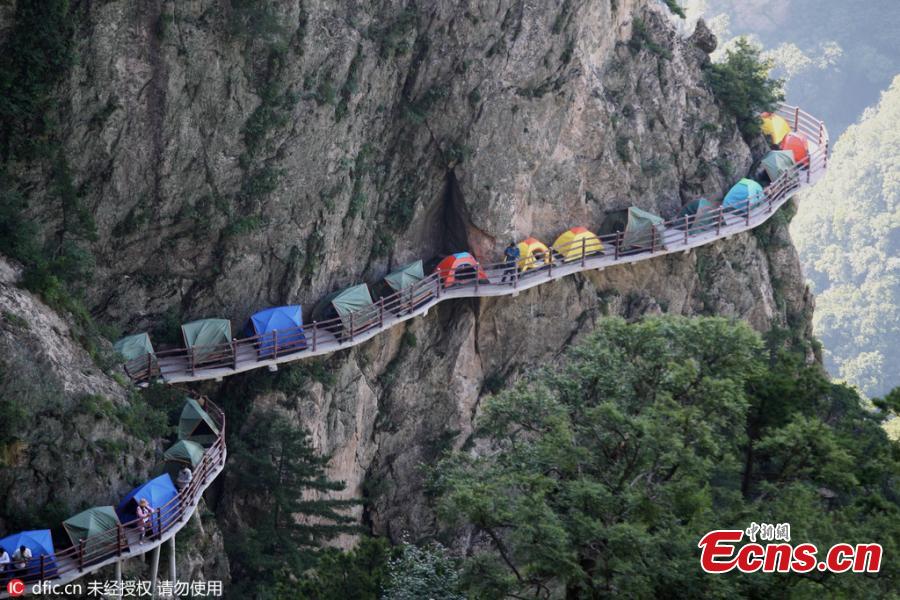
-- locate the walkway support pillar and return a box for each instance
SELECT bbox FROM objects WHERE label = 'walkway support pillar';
[114,560,123,600]
[150,545,161,600]
[169,536,177,587]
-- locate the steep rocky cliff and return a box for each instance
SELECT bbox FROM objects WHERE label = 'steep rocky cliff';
[0,0,815,580]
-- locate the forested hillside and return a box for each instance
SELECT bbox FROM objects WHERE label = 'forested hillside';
[791,77,900,397]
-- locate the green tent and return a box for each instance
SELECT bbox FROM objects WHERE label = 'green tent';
[677,198,719,234]
[178,398,220,447]
[113,333,154,362]
[181,318,231,363]
[384,260,425,292]
[63,506,121,557]
[157,439,205,479]
[311,283,377,338]
[760,150,796,182]
[622,206,667,251]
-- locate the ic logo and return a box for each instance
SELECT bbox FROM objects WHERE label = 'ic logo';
[6,578,25,597]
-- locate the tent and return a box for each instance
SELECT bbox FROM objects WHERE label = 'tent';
[158,439,205,479]
[552,227,604,262]
[677,198,719,234]
[247,305,306,358]
[311,283,378,339]
[760,112,791,145]
[622,207,667,251]
[384,260,425,292]
[178,398,220,447]
[63,506,122,559]
[0,530,57,577]
[722,178,765,215]
[434,253,488,287]
[181,318,231,363]
[113,333,154,362]
[779,132,809,165]
[117,474,178,528]
[760,150,796,182]
[516,237,551,272]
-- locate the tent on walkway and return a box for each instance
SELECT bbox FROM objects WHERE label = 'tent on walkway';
[723,178,765,215]
[311,283,378,339]
[63,506,122,560]
[384,260,425,292]
[117,474,178,528]
[677,198,719,234]
[178,398,220,447]
[760,112,791,145]
[760,150,796,183]
[516,237,551,272]
[247,305,306,358]
[158,440,205,479]
[434,253,488,287]
[181,318,231,363]
[113,333,154,362]
[779,132,809,165]
[552,227,604,262]
[622,207,667,251]
[0,529,58,578]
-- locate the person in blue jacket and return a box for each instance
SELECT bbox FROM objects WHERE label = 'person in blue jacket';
[501,241,520,283]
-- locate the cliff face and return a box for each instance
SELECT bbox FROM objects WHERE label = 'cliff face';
[1,0,814,571]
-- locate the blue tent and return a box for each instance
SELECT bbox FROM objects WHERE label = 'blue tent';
[116,473,178,528]
[0,529,57,577]
[722,178,764,215]
[246,305,306,358]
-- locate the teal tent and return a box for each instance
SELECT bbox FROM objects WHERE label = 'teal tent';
[723,178,764,215]
[63,506,122,558]
[384,260,425,293]
[677,198,719,234]
[178,398,220,447]
[181,318,231,362]
[113,333,154,362]
[760,150,796,182]
[622,206,667,251]
[157,439,205,479]
[311,284,377,339]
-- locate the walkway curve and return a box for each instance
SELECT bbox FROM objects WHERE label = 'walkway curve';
[0,402,226,599]
[125,102,829,386]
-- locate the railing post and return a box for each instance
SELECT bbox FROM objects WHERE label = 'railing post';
[513,263,519,289]
[684,215,689,244]
[312,322,317,351]
[273,329,278,360]
[147,353,152,380]
[156,507,163,540]
[190,349,196,377]
[716,208,723,236]
[650,226,657,253]
[793,106,800,130]
[78,539,86,571]
[745,198,752,226]
[435,276,442,299]
[117,523,124,556]
[614,231,621,260]
[379,297,384,328]
[580,237,586,267]
[475,267,480,292]
[349,312,354,342]
[40,553,45,580]
[231,339,237,369]
[547,254,553,278]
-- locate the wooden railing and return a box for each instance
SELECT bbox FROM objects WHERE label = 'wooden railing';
[123,102,828,385]
[0,402,227,595]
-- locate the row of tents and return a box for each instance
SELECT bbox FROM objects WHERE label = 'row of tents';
[0,399,219,578]
[114,113,806,367]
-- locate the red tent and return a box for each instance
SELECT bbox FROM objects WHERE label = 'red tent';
[779,132,809,165]
[435,252,488,287]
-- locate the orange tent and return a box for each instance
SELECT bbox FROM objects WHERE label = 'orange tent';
[779,132,809,165]
[434,252,488,288]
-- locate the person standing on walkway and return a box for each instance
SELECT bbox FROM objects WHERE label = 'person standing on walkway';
[501,241,520,283]
[136,498,153,540]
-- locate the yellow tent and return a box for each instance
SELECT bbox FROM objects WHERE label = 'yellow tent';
[760,112,791,145]
[516,237,550,271]
[552,227,604,262]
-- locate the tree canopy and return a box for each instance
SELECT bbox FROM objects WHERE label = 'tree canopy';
[432,316,900,598]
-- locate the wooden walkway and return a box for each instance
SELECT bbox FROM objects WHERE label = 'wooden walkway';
[124,102,828,386]
[0,403,227,599]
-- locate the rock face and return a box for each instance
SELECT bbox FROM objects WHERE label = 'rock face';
[1,0,815,570]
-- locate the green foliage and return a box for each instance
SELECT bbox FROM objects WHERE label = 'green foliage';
[663,0,686,18]
[628,18,672,60]
[792,77,900,397]
[403,86,448,124]
[228,0,285,39]
[383,541,465,600]
[0,361,28,449]
[368,7,417,60]
[296,537,392,599]
[615,135,631,162]
[226,412,360,594]
[336,45,364,122]
[706,38,784,137]
[432,316,900,598]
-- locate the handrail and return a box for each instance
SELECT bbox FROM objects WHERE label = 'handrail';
[0,402,227,597]
[123,102,828,386]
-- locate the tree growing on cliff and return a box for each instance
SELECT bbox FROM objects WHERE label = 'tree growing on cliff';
[432,316,900,598]
[706,38,784,137]
[226,412,359,597]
